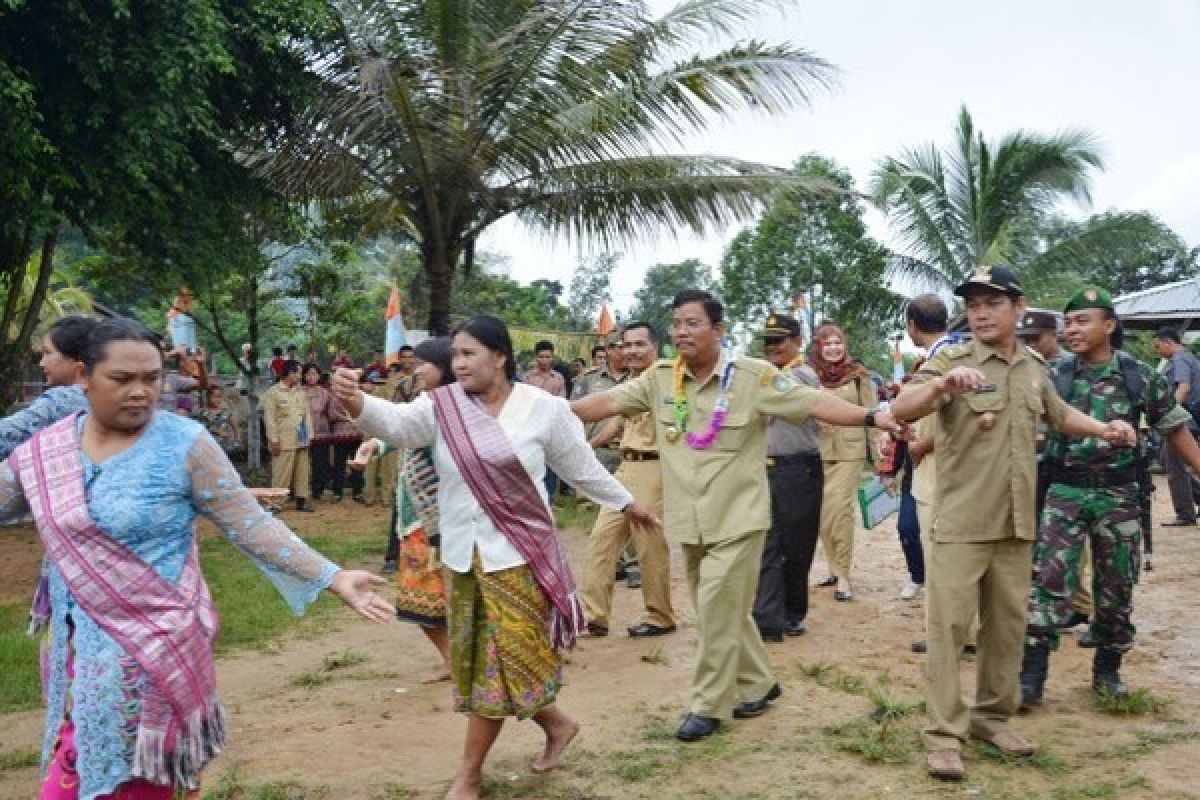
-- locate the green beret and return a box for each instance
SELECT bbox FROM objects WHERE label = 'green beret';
[1063,286,1114,313]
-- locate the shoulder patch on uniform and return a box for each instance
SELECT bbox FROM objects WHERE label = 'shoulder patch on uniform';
[1026,346,1046,364]
[772,371,799,392]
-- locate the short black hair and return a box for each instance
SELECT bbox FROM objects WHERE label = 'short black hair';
[455,315,518,381]
[905,293,949,334]
[534,339,554,354]
[591,345,605,358]
[622,320,659,345]
[671,289,723,325]
[281,359,303,377]
[272,347,283,357]
[1154,327,1182,344]
[47,315,97,361]
[398,345,414,354]
[286,344,298,351]
[82,317,162,373]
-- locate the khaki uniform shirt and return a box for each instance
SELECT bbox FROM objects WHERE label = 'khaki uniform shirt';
[609,355,822,545]
[262,383,314,451]
[903,339,1072,542]
[386,372,420,404]
[573,367,625,443]
[618,409,657,454]
[816,376,879,463]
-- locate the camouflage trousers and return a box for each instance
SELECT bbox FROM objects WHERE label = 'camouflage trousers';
[1026,483,1141,653]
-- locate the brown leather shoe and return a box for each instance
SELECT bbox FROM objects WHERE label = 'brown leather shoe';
[926,749,965,780]
[972,729,1035,757]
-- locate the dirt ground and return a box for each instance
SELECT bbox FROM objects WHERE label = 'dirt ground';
[2,478,1200,799]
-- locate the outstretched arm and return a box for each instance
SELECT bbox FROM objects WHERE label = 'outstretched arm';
[187,431,393,621]
[573,391,622,423]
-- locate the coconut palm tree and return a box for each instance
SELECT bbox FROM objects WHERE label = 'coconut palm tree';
[870,105,1173,294]
[263,0,837,333]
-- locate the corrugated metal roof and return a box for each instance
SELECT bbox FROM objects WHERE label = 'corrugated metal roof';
[1114,277,1200,320]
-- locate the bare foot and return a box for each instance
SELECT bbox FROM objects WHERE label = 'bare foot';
[444,769,482,800]
[421,666,452,684]
[532,718,580,773]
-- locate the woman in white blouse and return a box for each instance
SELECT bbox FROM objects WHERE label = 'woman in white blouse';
[333,316,658,800]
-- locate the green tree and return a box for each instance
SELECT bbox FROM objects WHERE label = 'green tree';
[0,0,337,407]
[565,254,618,332]
[267,0,837,334]
[721,154,902,357]
[628,258,715,341]
[868,106,1153,291]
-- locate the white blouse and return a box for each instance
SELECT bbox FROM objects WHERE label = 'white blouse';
[353,383,634,573]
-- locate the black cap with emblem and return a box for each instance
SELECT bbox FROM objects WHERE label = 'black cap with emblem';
[953,264,1024,298]
[761,313,801,338]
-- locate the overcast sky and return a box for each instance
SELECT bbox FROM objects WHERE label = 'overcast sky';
[478,0,1200,313]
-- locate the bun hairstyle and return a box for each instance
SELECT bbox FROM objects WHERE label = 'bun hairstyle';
[453,316,517,382]
[413,336,455,388]
[81,317,161,373]
[47,315,97,361]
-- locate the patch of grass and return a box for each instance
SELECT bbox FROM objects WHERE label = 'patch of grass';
[0,602,41,713]
[553,498,599,531]
[1050,785,1119,800]
[375,784,418,800]
[202,766,330,799]
[823,717,919,765]
[289,649,371,689]
[0,747,40,771]
[864,678,923,723]
[973,741,1067,775]
[610,747,669,782]
[1111,726,1200,756]
[1090,687,1170,716]
[797,662,866,696]
[639,715,677,742]
[640,644,669,666]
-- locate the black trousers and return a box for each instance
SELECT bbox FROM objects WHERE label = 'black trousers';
[310,442,332,498]
[753,453,823,634]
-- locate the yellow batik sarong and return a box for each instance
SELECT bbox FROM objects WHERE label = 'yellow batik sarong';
[449,556,562,719]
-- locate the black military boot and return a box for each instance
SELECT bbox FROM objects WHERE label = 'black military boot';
[1019,642,1051,708]
[1092,648,1128,696]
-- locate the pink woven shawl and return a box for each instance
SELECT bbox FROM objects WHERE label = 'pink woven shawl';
[7,415,225,789]
[429,384,586,651]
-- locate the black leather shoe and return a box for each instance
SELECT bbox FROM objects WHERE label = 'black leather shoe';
[785,619,807,636]
[733,683,782,719]
[759,630,784,643]
[627,623,676,638]
[1162,516,1197,527]
[585,622,609,637]
[676,713,720,741]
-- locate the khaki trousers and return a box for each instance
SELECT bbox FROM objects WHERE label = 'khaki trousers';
[363,450,399,506]
[580,460,673,629]
[923,538,1032,752]
[681,531,775,719]
[818,460,860,579]
[270,447,311,500]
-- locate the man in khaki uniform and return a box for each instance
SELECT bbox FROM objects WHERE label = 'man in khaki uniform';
[575,289,905,742]
[892,265,1135,781]
[360,375,398,506]
[262,359,316,512]
[580,322,675,638]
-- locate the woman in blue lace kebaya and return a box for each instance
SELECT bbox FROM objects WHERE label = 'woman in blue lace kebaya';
[0,318,395,800]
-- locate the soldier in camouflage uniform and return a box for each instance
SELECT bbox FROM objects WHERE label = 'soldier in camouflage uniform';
[1020,287,1200,705]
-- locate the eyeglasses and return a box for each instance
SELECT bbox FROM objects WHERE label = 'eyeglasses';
[669,319,712,333]
[763,337,786,346]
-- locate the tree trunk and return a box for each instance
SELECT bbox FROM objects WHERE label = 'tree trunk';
[425,256,454,335]
[0,228,58,411]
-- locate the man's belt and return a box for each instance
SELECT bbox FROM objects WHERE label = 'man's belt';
[766,452,821,468]
[1051,467,1139,489]
[621,450,659,462]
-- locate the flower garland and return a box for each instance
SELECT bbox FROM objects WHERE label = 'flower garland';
[672,354,737,450]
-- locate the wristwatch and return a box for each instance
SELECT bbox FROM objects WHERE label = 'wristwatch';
[864,409,877,428]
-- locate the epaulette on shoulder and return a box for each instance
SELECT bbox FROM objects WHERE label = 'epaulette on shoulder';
[1025,346,1046,364]
[939,343,970,361]
[734,355,774,375]
[653,358,675,369]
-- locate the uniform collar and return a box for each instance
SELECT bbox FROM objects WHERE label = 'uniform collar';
[678,351,731,389]
[972,338,1029,366]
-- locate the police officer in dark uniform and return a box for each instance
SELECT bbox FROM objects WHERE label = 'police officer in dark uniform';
[751,313,824,641]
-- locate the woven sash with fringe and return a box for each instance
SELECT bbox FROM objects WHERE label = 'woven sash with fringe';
[7,415,224,789]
